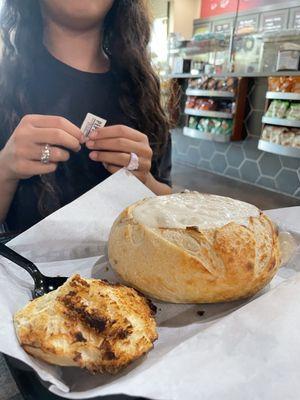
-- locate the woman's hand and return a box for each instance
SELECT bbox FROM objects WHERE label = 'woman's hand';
[0,114,84,181]
[86,125,153,184]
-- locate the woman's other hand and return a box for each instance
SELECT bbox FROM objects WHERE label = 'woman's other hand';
[86,125,153,184]
[0,114,84,181]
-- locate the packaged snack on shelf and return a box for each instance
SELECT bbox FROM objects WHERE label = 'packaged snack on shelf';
[217,101,233,113]
[216,79,227,91]
[280,77,294,93]
[207,78,217,90]
[290,128,300,135]
[268,77,281,92]
[226,77,238,94]
[200,76,210,89]
[214,119,233,136]
[270,130,281,144]
[293,77,300,93]
[286,103,300,121]
[262,125,300,147]
[265,100,290,118]
[197,117,211,132]
[188,116,198,129]
[261,126,274,141]
[268,76,300,93]
[194,98,203,109]
[293,134,300,147]
[197,117,232,136]
[185,96,196,109]
[271,127,289,143]
[280,132,295,146]
[262,126,289,144]
[195,98,216,111]
[209,118,221,134]
[187,79,198,89]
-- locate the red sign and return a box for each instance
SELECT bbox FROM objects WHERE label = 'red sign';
[201,0,287,18]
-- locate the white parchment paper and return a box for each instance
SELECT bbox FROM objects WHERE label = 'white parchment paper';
[0,169,299,399]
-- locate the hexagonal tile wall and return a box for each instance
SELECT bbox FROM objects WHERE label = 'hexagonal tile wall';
[213,141,229,153]
[243,137,262,161]
[275,169,300,195]
[279,156,300,170]
[257,176,276,190]
[240,160,260,183]
[224,167,240,179]
[187,146,201,166]
[173,129,196,156]
[246,110,264,137]
[259,153,282,177]
[198,160,211,170]
[211,153,227,174]
[226,144,245,167]
[199,140,215,161]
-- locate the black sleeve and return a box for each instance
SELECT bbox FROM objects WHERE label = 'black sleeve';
[151,133,172,187]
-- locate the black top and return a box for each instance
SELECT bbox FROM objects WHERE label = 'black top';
[2,48,172,233]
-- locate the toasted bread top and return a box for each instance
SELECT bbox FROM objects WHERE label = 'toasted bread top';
[14,275,157,374]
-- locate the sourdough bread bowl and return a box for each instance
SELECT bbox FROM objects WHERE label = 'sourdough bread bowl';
[108,192,281,303]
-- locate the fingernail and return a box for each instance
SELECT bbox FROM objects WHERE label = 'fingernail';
[86,140,94,148]
[76,145,81,152]
[80,134,86,143]
[89,131,98,140]
[89,151,97,160]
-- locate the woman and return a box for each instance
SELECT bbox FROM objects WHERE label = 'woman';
[0,0,172,233]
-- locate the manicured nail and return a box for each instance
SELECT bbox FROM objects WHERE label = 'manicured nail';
[86,140,94,148]
[89,151,97,160]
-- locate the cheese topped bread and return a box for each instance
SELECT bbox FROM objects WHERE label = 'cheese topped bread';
[14,275,157,374]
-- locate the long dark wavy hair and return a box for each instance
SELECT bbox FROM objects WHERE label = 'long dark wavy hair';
[0,0,169,217]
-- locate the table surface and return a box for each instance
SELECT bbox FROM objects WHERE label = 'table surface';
[3,352,146,400]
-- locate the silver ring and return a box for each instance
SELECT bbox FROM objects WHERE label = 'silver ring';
[126,152,139,171]
[40,144,51,164]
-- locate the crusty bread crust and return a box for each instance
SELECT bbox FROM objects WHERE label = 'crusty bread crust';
[14,275,157,373]
[108,195,281,303]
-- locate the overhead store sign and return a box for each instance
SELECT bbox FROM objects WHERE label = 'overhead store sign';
[201,0,287,18]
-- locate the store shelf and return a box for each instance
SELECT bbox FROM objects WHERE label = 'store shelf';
[258,140,300,158]
[186,89,234,98]
[184,108,233,119]
[183,127,231,142]
[169,71,300,79]
[266,92,300,101]
[169,46,225,55]
[262,116,300,128]
[169,40,229,56]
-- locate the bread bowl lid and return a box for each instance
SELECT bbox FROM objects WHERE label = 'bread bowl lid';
[133,192,259,230]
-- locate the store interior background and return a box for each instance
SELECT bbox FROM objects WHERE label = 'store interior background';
[150,0,300,207]
[0,1,298,209]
